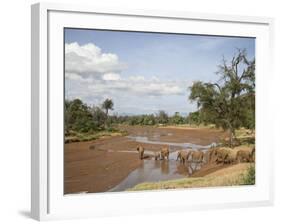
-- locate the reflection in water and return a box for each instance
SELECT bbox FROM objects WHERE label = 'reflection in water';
[161,160,170,174]
[176,163,187,175]
[109,160,183,192]
[109,151,202,192]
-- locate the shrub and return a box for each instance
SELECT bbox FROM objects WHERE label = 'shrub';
[241,165,255,185]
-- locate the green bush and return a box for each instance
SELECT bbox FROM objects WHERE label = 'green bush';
[241,165,255,185]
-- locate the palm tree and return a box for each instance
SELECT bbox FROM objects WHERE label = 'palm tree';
[102,99,114,128]
[102,98,114,116]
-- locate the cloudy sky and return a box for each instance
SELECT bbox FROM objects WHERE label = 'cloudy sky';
[65,28,255,116]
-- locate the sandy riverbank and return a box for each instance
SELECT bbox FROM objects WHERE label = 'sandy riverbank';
[64,126,230,194]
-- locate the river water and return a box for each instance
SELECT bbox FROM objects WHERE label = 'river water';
[109,135,216,192]
[127,135,216,150]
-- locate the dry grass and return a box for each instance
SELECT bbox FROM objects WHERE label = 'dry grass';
[65,130,127,143]
[127,163,254,191]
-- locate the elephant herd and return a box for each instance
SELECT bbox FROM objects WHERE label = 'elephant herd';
[176,150,204,164]
[208,146,255,164]
[137,145,255,166]
[136,146,170,160]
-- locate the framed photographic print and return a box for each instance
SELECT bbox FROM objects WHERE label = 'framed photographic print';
[31,2,274,221]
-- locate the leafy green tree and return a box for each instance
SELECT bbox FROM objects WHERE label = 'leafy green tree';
[189,49,255,147]
[128,116,138,125]
[65,100,71,135]
[240,93,255,132]
[143,114,156,125]
[137,115,144,125]
[187,111,200,125]
[91,106,107,129]
[171,112,184,124]
[157,110,169,124]
[65,99,94,133]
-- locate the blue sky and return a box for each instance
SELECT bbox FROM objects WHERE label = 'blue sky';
[64,28,255,116]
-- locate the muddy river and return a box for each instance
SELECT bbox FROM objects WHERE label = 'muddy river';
[64,126,226,194]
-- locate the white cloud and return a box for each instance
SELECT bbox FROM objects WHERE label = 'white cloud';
[128,75,145,81]
[65,42,190,107]
[65,42,125,75]
[102,73,121,81]
[151,76,159,81]
[128,80,184,96]
[65,72,94,84]
[67,75,188,98]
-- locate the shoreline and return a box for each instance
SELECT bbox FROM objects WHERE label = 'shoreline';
[128,163,254,191]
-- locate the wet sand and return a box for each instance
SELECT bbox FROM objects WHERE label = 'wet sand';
[64,126,227,194]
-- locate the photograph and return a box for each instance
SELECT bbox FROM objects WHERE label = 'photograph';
[64,28,256,194]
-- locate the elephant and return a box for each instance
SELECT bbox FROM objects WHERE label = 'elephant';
[236,149,253,163]
[160,146,169,160]
[223,150,237,164]
[213,148,230,164]
[154,151,161,160]
[186,150,193,161]
[136,146,145,160]
[212,147,256,164]
[206,147,217,163]
[188,150,204,163]
[176,150,189,164]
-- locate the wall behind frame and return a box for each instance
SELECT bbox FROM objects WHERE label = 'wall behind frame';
[0,0,279,224]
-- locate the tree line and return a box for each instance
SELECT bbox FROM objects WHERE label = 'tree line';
[65,98,202,135]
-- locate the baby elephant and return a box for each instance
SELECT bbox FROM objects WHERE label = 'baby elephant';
[136,146,145,160]
[160,147,170,160]
[154,151,161,160]
[176,150,189,164]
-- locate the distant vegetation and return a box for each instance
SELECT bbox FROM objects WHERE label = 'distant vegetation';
[64,98,201,142]
[65,49,255,147]
[65,98,198,135]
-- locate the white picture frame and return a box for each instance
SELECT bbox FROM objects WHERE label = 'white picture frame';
[31,2,274,221]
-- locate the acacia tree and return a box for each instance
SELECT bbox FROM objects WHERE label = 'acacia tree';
[189,49,255,147]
